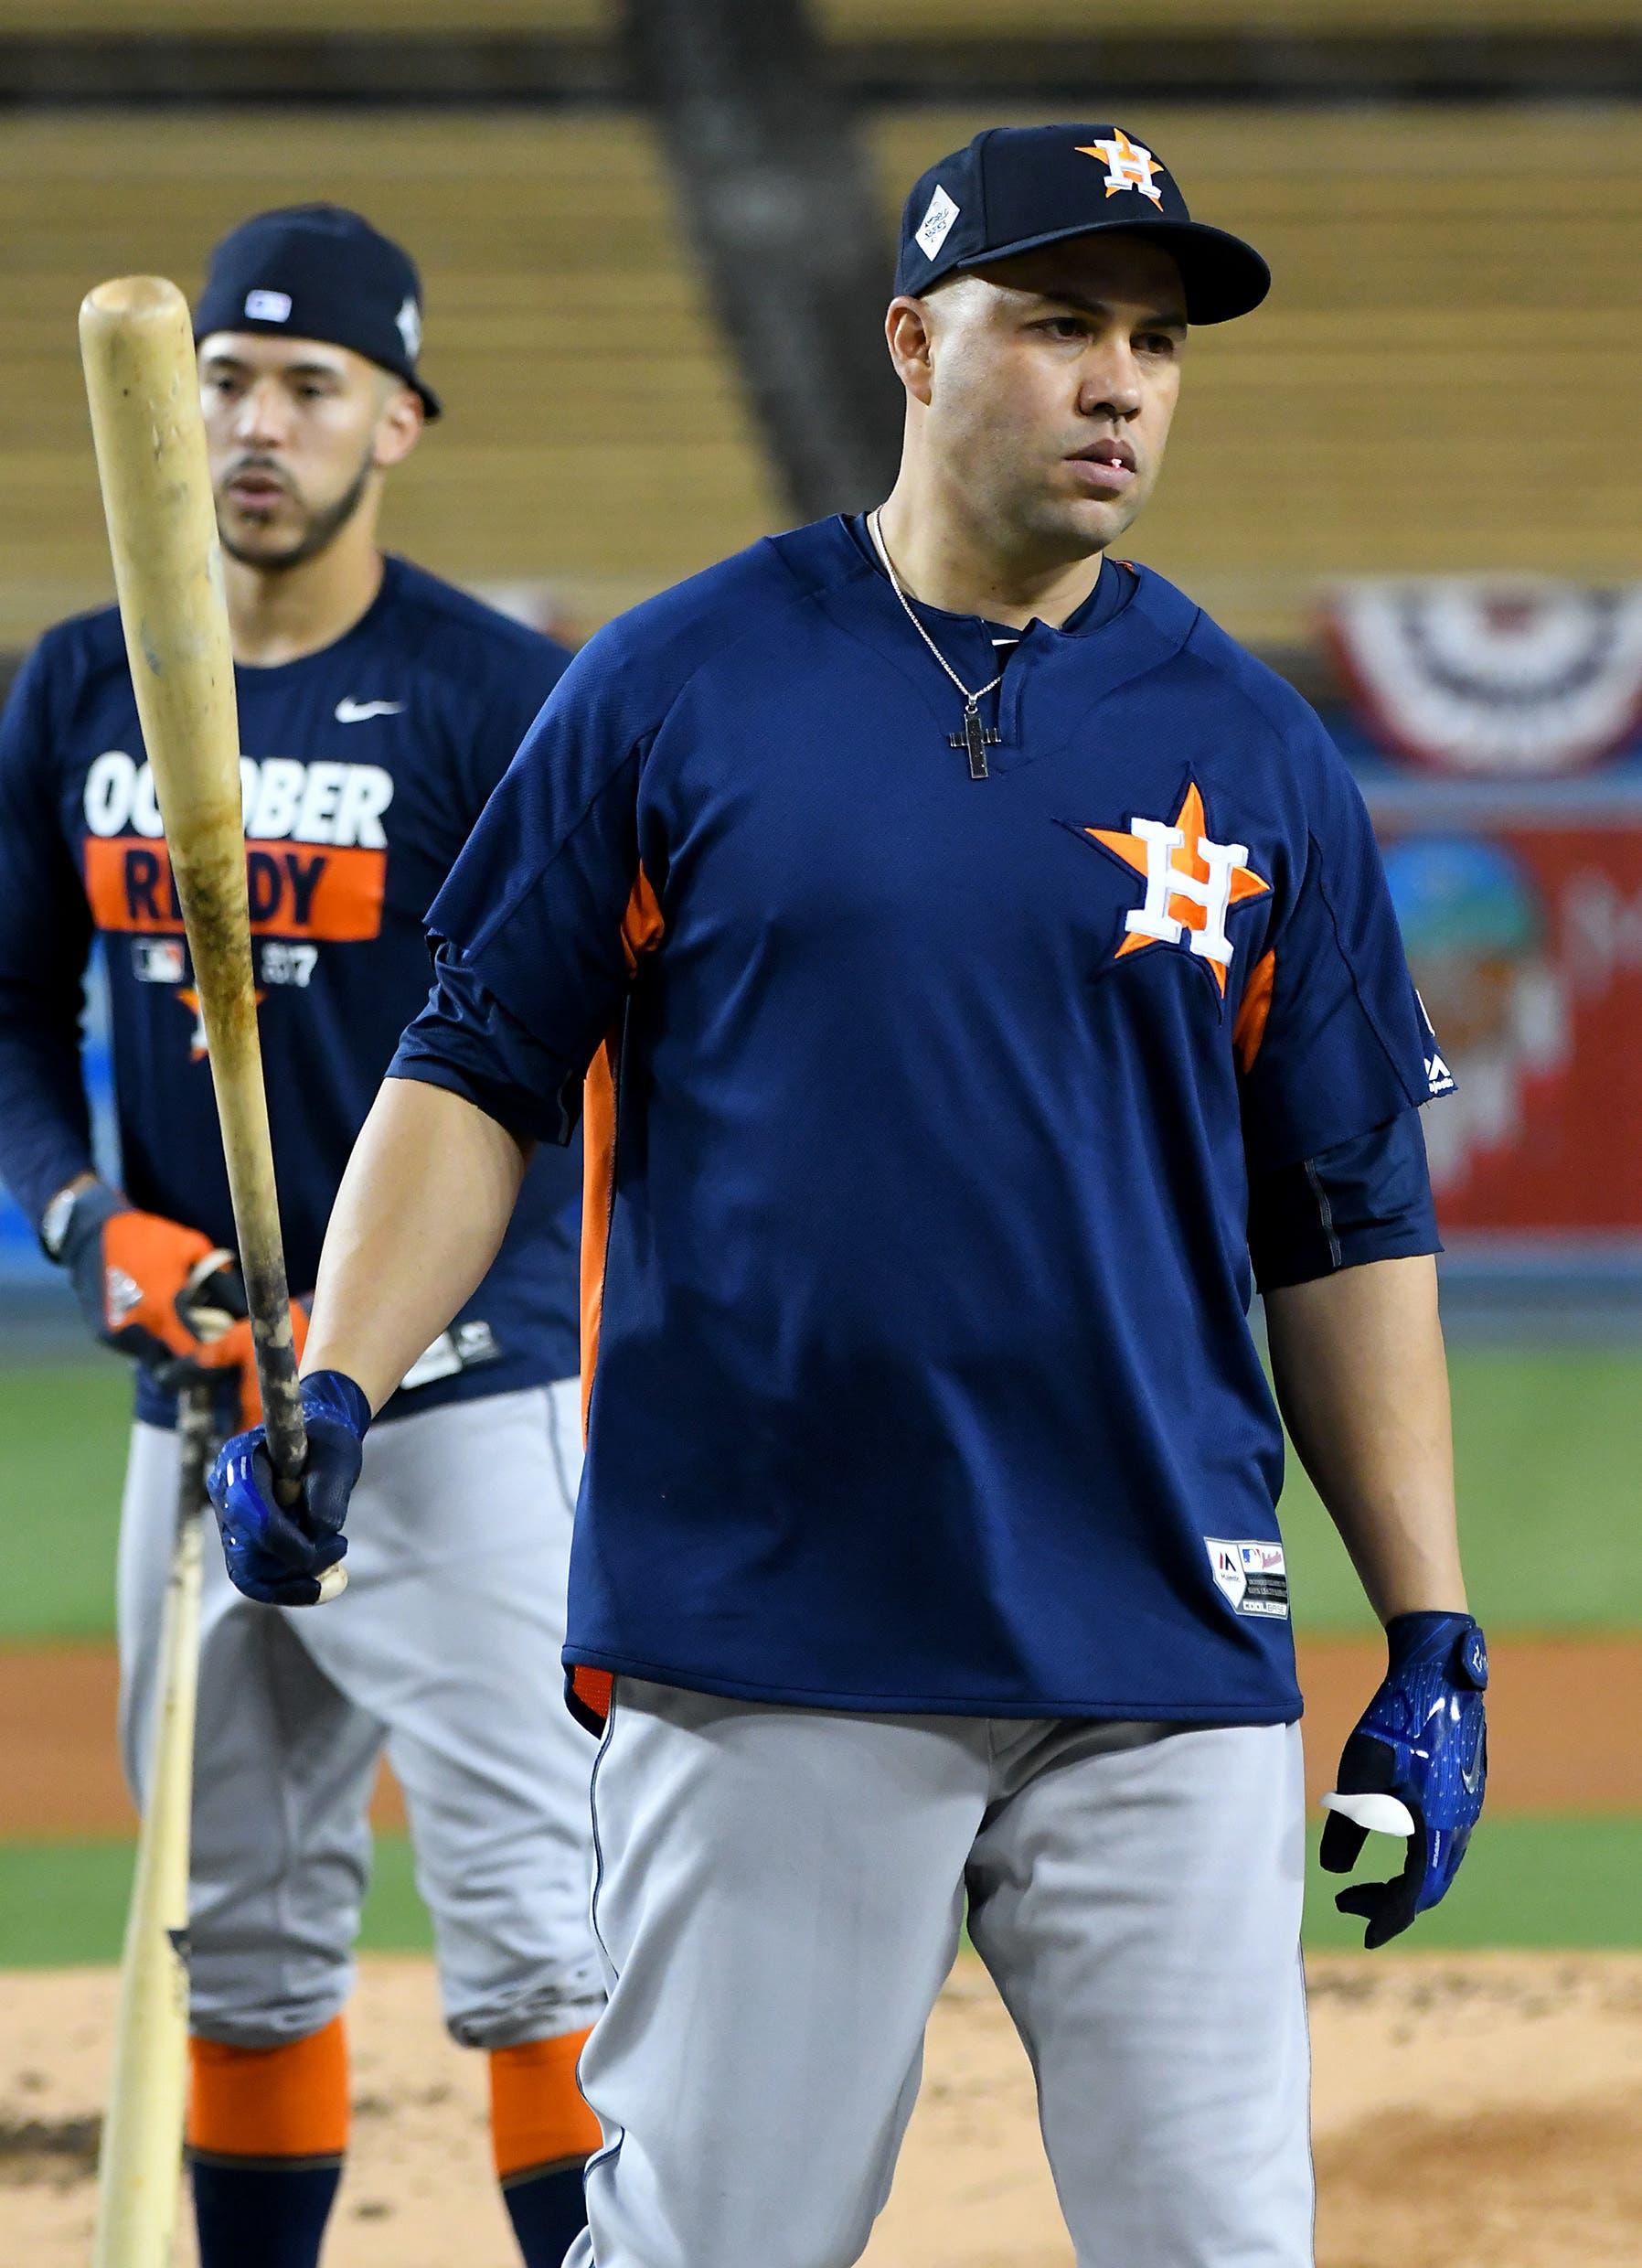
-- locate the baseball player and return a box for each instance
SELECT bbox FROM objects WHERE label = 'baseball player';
[0,207,602,2268]
[211,129,1490,2267]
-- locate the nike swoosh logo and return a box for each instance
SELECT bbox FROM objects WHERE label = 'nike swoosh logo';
[334,698,405,723]
[1460,1723,1485,1796]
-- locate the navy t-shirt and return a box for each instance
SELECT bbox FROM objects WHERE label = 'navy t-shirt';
[393,515,1449,1721]
[0,555,581,1420]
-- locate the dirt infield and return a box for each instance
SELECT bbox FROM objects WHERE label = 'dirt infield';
[2,1952,1640,2266]
[5,1632,1640,1835]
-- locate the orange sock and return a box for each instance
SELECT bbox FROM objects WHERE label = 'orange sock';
[489,2026,602,2181]
[188,2015,350,2165]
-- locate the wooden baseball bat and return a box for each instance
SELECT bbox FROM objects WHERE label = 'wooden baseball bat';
[90,1386,211,2268]
[80,276,344,2262]
[80,274,322,1504]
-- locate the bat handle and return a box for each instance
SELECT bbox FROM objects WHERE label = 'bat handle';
[247,1288,347,1603]
[237,1242,308,1492]
[175,1380,217,1534]
[260,1339,307,1499]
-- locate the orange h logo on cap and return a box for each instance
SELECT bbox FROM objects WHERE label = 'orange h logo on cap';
[1077,130,1165,209]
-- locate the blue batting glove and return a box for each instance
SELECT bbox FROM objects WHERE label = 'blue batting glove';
[1320,1610,1488,1949]
[207,1370,370,1608]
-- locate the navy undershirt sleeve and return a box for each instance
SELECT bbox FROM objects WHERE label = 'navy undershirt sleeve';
[0,644,98,1231]
[1248,1106,1440,1292]
[388,947,583,1150]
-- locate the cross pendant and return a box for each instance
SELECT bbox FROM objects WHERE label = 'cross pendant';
[948,704,1000,781]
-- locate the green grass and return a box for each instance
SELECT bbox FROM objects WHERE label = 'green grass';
[2,1817,1637,1970]
[1299,1813,1642,1952]
[4,1349,1640,1642]
[0,1357,133,1640]
[0,1831,432,1970]
[1276,1346,1642,1635]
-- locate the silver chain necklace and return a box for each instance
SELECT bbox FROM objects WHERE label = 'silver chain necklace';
[869,509,1002,780]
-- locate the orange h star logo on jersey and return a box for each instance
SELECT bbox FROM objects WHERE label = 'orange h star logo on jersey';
[1076,129,1166,209]
[1082,782,1270,995]
[176,983,265,1062]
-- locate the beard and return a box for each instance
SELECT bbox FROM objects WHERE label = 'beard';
[217,445,376,572]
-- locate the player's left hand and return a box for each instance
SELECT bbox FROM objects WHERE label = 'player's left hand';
[1320,1610,1488,1949]
[207,1371,369,1608]
[158,1296,311,1427]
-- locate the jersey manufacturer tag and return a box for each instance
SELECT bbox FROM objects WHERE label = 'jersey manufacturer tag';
[400,1319,502,1391]
[1205,1537,1289,1619]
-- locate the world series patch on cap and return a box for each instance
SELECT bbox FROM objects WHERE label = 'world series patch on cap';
[193,202,442,418]
[895,123,1271,325]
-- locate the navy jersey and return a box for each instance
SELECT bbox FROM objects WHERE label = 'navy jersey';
[395,515,1448,1721]
[0,555,581,1421]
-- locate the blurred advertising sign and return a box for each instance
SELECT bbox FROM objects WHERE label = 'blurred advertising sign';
[1376,819,1642,1235]
[1328,581,1642,777]
[1329,579,1642,1249]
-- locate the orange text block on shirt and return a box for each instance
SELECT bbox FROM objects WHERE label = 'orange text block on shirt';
[84,837,387,943]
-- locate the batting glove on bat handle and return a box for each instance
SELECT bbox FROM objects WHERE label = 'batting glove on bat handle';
[1320,1610,1489,1950]
[207,1370,370,1609]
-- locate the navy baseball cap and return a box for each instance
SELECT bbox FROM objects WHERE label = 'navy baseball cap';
[895,124,1270,325]
[194,203,442,419]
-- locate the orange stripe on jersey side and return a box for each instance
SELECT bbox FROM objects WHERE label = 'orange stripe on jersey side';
[83,837,387,942]
[1233,948,1276,1073]
[581,862,666,1439]
[581,1035,619,1440]
[621,862,665,973]
[187,2016,348,2161]
[569,1664,614,1730]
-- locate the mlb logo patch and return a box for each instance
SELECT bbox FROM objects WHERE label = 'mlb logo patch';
[1205,1538,1290,1620]
[244,288,292,323]
[132,937,186,984]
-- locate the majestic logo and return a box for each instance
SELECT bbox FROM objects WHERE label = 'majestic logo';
[1076,130,1165,209]
[1077,780,1270,995]
[1414,990,1457,1099]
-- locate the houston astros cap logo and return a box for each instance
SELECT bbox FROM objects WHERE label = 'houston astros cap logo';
[1076,129,1166,209]
[1076,781,1269,994]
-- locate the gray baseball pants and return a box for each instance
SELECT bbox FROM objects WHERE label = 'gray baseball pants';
[118,1377,604,2050]
[569,1676,1314,2268]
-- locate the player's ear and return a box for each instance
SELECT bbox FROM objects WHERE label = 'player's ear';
[373,382,424,470]
[885,294,937,407]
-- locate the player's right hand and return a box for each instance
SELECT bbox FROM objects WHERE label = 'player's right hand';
[53,1179,243,1369]
[1319,1610,1488,1949]
[207,1371,370,1609]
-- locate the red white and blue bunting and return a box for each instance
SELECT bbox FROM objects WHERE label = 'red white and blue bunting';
[1326,582,1642,776]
